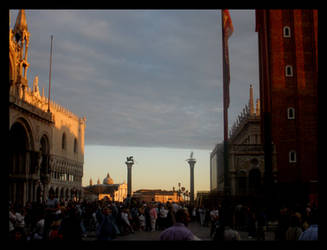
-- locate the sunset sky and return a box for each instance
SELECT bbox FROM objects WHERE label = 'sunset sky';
[10,9,259,195]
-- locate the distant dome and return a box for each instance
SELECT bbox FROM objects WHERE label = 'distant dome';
[103,173,114,185]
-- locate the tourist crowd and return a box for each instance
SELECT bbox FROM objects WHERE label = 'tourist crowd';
[9,192,318,241]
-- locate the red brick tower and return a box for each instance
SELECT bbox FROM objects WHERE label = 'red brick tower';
[255,10,318,204]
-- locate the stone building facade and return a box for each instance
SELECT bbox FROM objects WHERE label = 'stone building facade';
[132,189,180,203]
[9,10,86,206]
[210,85,276,197]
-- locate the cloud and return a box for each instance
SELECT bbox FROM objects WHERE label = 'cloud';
[12,9,259,150]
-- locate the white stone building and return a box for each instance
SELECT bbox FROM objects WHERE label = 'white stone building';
[9,10,86,205]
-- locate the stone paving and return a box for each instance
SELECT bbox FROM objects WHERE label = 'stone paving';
[84,221,261,241]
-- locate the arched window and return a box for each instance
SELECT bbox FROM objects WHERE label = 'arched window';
[287,107,295,119]
[74,138,77,153]
[62,133,66,150]
[283,26,291,38]
[285,65,293,77]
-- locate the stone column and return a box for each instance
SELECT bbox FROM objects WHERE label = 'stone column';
[187,157,196,204]
[125,156,134,197]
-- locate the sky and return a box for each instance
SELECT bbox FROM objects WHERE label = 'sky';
[10,9,259,195]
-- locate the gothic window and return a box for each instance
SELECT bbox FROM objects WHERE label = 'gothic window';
[289,150,297,163]
[283,26,291,38]
[62,133,66,150]
[285,65,293,77]
[287,107,295,119]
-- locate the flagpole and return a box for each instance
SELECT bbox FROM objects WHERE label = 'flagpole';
[48,35,53,113]
[221,10,230,197]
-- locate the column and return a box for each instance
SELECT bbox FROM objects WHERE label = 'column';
[126,164,132,197]
[125,156,134,197]
[187,157,196,204]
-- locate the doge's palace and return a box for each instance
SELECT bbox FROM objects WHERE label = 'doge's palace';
[9,10,86,206]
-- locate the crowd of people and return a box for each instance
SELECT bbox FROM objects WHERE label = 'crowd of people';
[9,191,318,241]
[8,190,193,241]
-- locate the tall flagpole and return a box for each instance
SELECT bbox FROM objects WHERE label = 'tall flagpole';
[48,35,53,113]
[221,10,230,197]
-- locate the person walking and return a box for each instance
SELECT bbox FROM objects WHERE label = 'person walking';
[160,209,200,240]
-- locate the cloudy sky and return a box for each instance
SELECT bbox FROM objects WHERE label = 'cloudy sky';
[10,9,259,192]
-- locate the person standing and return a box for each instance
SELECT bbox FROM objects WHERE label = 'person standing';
[209,207,219,238]
[9,203,16,239]
[285,215,302,240]
[150,203,158,232]
[160,209,200,240]
[191,207,197,222]
[59,205,82,240]
[144,203,151,232]
[159,204,168,230]
[44,190,59,240]
[198,206,206,226]
[298,210,318,240]
[121,207,134,234]
[95,206,117,240]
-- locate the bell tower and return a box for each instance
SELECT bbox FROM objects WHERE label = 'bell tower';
[13,10,30,87]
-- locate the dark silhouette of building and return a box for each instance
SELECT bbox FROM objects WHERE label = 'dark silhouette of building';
[255,9,318,206]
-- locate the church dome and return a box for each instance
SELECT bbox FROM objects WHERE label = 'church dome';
[103,173,114,185]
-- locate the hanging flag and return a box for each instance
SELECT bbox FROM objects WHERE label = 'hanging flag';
[222,9,234,109]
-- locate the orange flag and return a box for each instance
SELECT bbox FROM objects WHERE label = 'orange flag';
[222,9,234,109]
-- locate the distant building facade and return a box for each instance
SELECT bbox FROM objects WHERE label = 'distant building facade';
[210,85,274,197]
[228,85,269,197]
[132,189,180,203]
[210,143,223,192]
[195,191,210,207]
[9,10,86,206]
[83,173,127,202]
[255,10,318,205]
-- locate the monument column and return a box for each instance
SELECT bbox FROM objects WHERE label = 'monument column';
[125,156,134,197]
[186,152,196,204]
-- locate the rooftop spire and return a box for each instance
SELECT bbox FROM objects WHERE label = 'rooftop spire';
[14,10,28,41]
[249,84,254,115]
